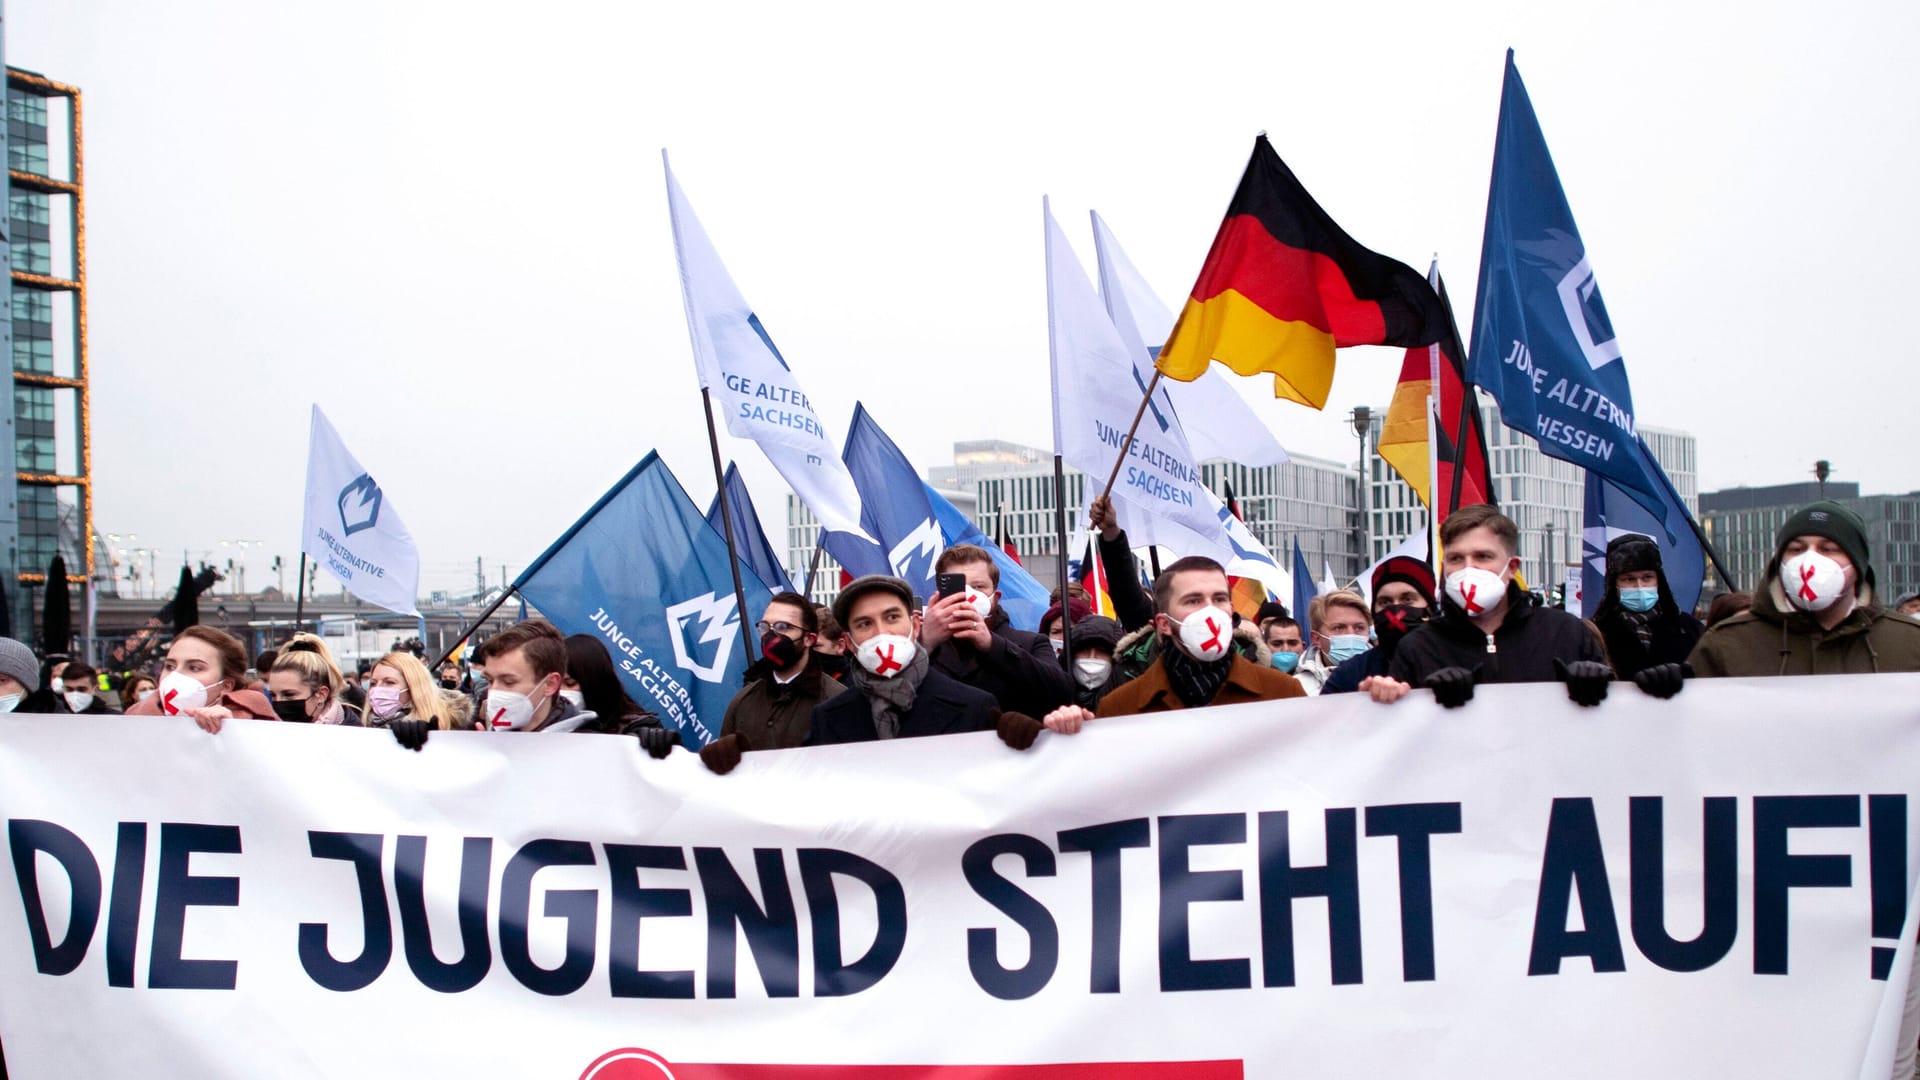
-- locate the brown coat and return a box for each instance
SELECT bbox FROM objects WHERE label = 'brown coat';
[127,686,277,720]
[1097,651,1305,717]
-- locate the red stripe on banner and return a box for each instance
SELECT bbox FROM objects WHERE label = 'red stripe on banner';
[581,1052,1243,1080]
[1187,215,1387,346]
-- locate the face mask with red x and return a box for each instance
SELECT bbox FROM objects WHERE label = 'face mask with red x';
[1172,605,1234,663]
[855,634,918,678]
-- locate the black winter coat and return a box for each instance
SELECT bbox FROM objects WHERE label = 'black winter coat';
[1591,609,1702,680]
[1390,583,1607,686]
[806,667,997,745]
[929,608,1071,718]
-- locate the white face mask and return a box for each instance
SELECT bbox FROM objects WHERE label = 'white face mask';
[0,694,19,714]
[157,670,214,715]
[963,588,994,620]
[558,688,585,710]
[1048,637,1065,656]
[1445,567,1507,617]
[1781,549,1850,612]
[62,691,94,713]
[856,633,917,678]
[1173,605,1234,663]
[485,687,542,731]
[1072,657,1112,690]
[137,689,156,702]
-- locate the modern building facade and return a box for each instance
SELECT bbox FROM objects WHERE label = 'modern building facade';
[5,67,92,637]
[1365,391,1697,590]
[1699,481,1920,601]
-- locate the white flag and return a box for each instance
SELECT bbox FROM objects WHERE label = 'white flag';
[1091,211,1290,468]
[300,405,420,617]
[1045,200,1227,553]
[663,154,872,541]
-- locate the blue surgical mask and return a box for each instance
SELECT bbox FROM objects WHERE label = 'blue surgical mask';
[1271,650,1300,673]
[1327,634,1371,664]
[1619,587,1659,613]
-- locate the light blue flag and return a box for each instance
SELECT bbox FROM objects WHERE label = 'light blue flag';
[1581,436,1705,618]
[705,462,794,593]
[922,481,1048,633]
[514,451,772,749]
[1291,537,1318,624]
[1469,50,1665,516]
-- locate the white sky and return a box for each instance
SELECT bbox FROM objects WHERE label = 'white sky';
[14,0,1919,596]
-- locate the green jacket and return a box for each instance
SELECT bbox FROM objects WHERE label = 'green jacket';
[1690,578,1920,677]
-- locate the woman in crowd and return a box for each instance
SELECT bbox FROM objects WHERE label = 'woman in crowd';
[562,634,677,754]
[127,625,275,729]
[118,673,156,712]
[265,634,360,726]
[364,650,456,751]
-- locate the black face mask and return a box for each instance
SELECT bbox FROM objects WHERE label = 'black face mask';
[1373,604,1432,649]
[272,697,314,723]
[812,650,851,681]
[761,631,804,670]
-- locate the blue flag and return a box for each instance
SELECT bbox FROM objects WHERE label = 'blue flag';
[1291,536,1318,624]
[923,480,1048,633]
[515,451,772,749]
[705,462,794,593]
[1469,50,1664,515]
[832,403,945,602]
[1581,436,1705,619]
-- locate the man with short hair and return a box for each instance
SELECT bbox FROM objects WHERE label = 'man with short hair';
[475,619,598,732]
[54,662,112,714]
[922,544,1071,718]
[1029,556,1303,739]
[1262,616,1305,675]
[700,591,849,774]
[1322,557,1435,695]
[809,575,999,744]
[1367,504,1613,708]
[1691,501,1920,675]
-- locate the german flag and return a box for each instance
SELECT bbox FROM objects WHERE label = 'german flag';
[1157,135,1446,409]
[1378,267,1496,515]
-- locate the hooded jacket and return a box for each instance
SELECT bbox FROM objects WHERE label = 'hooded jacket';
[1389,581,1606,685]
[1588,539,1703,679]
[1689,572,1920,677]
[719,660,847,749]
[928,606,1071,718]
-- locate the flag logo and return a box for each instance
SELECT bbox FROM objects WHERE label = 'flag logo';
[579,1049,677,1079]
[337,473,384,537]
[887,518,941,587]
[1554,255,1620,370]
[665,593,741,683]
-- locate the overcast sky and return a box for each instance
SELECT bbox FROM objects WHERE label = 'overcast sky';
[13,1,1918,597]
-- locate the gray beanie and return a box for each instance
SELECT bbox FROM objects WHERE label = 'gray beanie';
[0,638,38,692]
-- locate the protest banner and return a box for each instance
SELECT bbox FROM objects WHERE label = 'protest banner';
[0,676,1915,1077]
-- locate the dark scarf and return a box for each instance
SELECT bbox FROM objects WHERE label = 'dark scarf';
[1161,636,1233,708]
[1619,608,1653,650]
[847,643,931,739]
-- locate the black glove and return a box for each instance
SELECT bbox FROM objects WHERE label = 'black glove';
[635,725,679,759]
[1633,661,1689,700]
[1423,666,1478,709]
[390,718,430,752]
[1555,658,1614,707]
[996,710,1044,751]
[699,732,747,775]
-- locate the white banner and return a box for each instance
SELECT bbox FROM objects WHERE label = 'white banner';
[299,404,420,616]
[1,677,1917,1078]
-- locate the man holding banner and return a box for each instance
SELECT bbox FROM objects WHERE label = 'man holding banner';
[808,575,999,745]
[1368,505,1614,708]
[700,591,847,775]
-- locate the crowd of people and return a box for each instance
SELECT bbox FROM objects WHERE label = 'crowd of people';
[5,496,1916,768]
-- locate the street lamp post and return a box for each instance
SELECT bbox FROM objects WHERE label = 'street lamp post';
[1350,406,1372,573]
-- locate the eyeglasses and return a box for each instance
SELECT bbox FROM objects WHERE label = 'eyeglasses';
[755,620,805,637]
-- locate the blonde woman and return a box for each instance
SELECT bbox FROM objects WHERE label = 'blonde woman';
[266,634,359,726]
[364,650,455,751]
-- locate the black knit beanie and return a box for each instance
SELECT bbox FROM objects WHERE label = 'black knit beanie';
[1775,501,1871,584]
